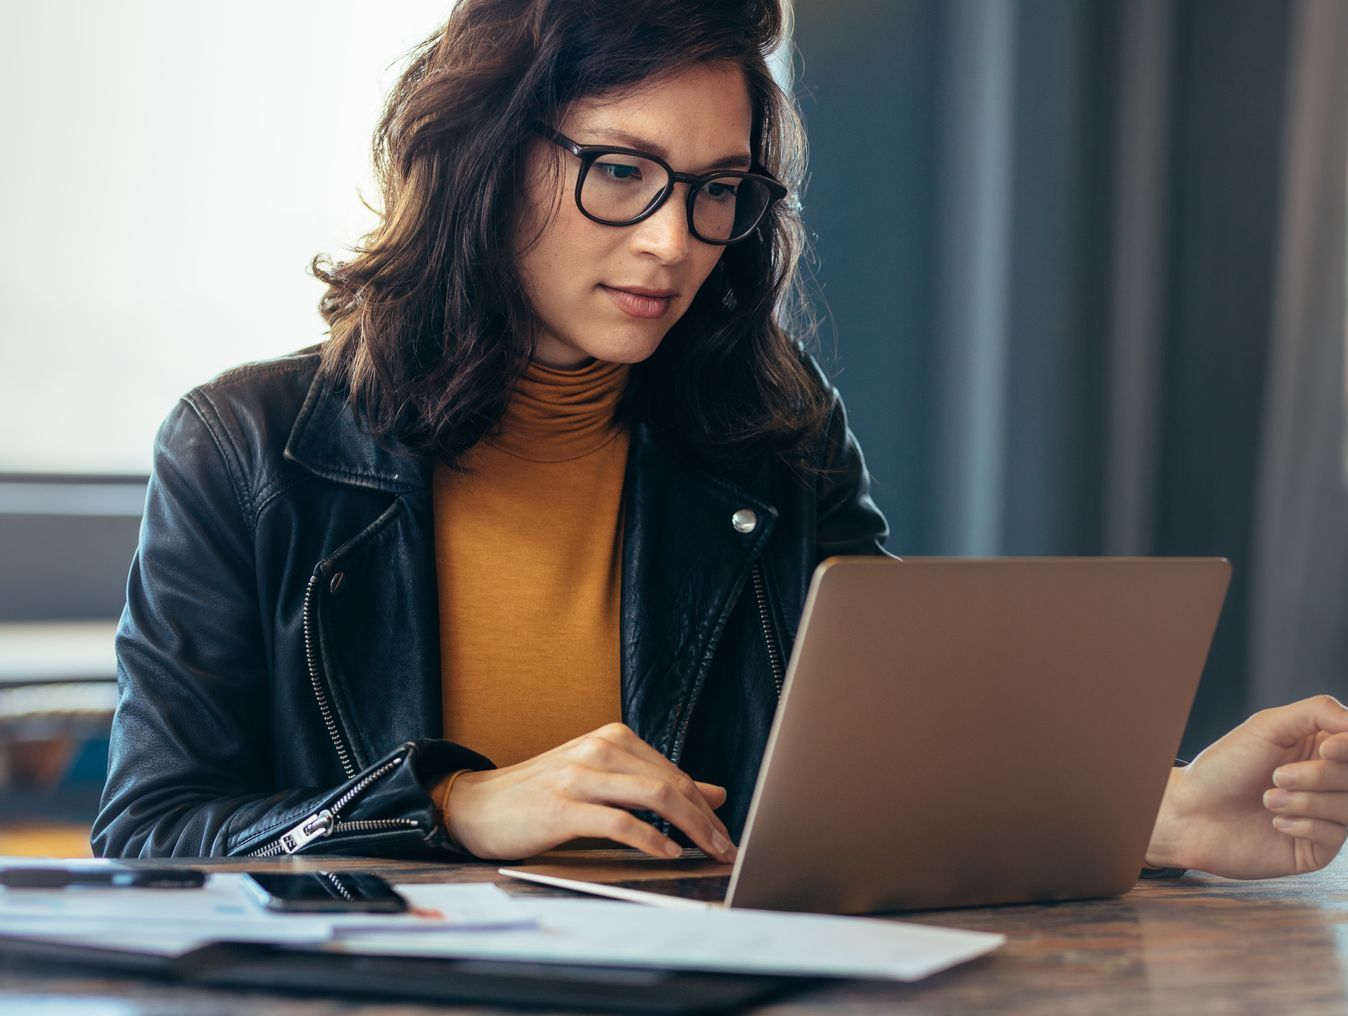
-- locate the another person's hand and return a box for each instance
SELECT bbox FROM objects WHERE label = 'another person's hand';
[440,723,737,863]
[1146,694,1348,878]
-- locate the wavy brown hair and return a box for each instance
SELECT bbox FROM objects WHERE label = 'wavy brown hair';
[313,0,830,473]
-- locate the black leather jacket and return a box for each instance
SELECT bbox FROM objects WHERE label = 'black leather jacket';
[91,346,889,859]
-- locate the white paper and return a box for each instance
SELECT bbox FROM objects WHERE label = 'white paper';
[330,898,1005,982]
[0,860,1001,981]
[0,874,535,955]
[389,883,537,933]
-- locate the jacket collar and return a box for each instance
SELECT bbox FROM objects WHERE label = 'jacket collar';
[284,371,432,494]
[282,366,778,509]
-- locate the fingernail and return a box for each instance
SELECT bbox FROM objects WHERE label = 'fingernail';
[1272,815,1293,831]
[1323,742,1346,761]
[712,832,731,855]
[1264,789,1290,809]
[1272,767,1298,788]
[663,840,681,858]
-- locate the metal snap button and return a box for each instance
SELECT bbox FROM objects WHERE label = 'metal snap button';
[731,509,758,534]
[329,572,346,595]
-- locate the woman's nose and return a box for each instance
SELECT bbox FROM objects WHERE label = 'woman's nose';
[631,187,692,263]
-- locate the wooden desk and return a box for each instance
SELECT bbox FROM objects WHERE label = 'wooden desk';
[3,850,1346,1014]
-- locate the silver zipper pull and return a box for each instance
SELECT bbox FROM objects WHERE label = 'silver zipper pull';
[276,808,334,854]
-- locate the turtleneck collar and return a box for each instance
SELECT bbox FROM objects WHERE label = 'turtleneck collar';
[485,356,631,463]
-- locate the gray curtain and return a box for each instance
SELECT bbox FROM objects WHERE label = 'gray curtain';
[794,0,1326,755]
[1247,0,1348,709]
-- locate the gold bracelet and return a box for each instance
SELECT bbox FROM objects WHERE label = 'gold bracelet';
[436,769,471,850]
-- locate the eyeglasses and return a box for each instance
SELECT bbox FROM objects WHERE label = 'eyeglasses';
[536,126,788,246]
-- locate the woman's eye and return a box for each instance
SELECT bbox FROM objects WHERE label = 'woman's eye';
[596,161,643,182]
[704,181,739,200]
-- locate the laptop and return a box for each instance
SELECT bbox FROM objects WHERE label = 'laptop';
[502,557,1230,914]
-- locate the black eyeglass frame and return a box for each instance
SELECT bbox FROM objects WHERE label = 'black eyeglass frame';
[536,126,788,246]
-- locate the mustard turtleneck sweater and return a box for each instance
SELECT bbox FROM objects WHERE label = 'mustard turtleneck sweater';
[432,356,630,771]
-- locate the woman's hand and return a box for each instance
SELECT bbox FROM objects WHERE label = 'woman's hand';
[443,722,737,863]
[1146,694,1348,878]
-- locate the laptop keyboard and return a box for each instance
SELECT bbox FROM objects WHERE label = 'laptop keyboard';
[601,875,732,903]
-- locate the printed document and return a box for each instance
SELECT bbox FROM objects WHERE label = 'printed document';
[335,893,1005,981]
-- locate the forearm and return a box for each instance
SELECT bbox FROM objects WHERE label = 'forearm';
[94,738,489,860]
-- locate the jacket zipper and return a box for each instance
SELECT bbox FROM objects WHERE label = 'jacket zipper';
[304,571,356,781]
[248,753,419,858]
[668,559,783,777]
[751,562,785,697]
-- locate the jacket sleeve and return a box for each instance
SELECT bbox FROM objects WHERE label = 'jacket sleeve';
[90,398,491,859]
[814,380,894,560]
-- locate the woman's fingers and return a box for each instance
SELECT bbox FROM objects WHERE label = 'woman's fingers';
[1270,815,1348,859]
[695,781,728,806]
[590,723,724,794]
[564,767,734,861]
[591,724,724,794]
[1249,694,1348,748]
[573,726,735,847]
[1319,731,1348,761]
[1263,788,1348,826]
[567,801,683,859]
[1273,760,1348,793]
[447,727,735,862]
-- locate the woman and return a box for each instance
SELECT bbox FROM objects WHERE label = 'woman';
[93,0,1348,879]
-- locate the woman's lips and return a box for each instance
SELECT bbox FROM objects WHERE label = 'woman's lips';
[601,285,674,319]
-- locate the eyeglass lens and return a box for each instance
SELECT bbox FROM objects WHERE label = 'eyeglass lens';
[582,153,772,242]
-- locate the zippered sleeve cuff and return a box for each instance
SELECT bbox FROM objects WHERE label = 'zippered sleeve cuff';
[230,738,494,860]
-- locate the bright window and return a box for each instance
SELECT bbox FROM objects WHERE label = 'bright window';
[0,2,455,475]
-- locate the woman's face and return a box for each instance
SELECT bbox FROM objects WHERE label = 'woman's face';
[513,61,754,369]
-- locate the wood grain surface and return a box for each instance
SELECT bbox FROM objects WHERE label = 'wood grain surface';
[2,849,1345,1014]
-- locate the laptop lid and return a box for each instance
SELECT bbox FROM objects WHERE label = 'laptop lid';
[724,556,1229,914]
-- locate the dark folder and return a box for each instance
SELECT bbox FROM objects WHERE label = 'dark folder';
[0,933,820,1013]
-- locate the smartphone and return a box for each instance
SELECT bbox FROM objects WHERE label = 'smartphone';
[242,871,409,913]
